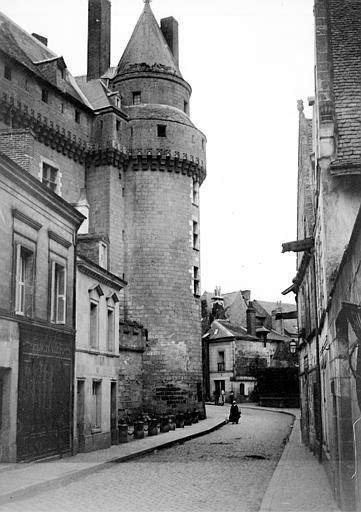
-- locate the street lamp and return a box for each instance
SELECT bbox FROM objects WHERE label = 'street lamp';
[289,339,297,354]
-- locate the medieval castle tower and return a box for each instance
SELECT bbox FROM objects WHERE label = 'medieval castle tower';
[86,0,207,413]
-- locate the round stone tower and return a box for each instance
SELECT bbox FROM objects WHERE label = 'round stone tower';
[112,1,206,414]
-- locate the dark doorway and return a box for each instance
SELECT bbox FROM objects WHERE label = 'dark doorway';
[110,382,117,445]
[77,380,85,452]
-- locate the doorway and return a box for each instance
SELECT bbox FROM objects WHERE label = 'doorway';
[110,382,117,445]
[77,380,85,452]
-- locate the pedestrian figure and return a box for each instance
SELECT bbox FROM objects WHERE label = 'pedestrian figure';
[229,401,241,424]
[214,389,220,406]
[229,390,234,404]
[221,389,225,406]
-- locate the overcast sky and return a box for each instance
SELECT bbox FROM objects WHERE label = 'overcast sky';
[3,0,315,303]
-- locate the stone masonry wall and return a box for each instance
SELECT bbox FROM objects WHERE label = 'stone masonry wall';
[123,167,203,415]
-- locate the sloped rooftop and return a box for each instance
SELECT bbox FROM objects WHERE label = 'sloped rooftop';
[116,2,182,78]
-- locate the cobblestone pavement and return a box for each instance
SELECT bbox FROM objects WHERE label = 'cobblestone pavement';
[1,409,293,512]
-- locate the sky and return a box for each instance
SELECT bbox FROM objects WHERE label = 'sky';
[2,0,315,303]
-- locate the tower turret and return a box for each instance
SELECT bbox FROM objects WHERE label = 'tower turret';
[111,1,207,414]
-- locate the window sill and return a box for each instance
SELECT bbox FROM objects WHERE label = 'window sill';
[91,427,102,434]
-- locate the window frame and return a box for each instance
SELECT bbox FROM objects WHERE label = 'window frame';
[98,242,108,270]
[92,380,102,430]
[157,124,167,138]
[89,299,99,349]
[132,91,141,105]
[15,244,35,317]
[42,161,59,194]
[50,261,67,324]
[193,266,200,297]
[192,220,199,250]
[107,306,115,352]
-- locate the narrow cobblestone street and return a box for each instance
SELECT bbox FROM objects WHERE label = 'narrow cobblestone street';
[1,408,293,512]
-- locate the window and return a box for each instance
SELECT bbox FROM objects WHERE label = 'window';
[51,262,66,324]
[184,100,189,114]
[217,351,225,372]
[60,103,65,114]
[75,110,81,124]
[98,242,107,269]
[193,221,199,250]
[41,88,49,103]
[193,266,200,296]
[192,181,199,206]
[132,92,141,105]
[92,381,102,429]
[116,120,120,131]
[42,162,59,193]
[4,64,11,81]
[25,79,29,91]
[107,307,115,352]
[157,124,167,138]
[89,301,98,348]
[15,245,34,316]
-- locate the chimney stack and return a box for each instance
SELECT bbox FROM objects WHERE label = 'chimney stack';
[87,0,111,81]
[160,17,179,67]
[246,302,256,337]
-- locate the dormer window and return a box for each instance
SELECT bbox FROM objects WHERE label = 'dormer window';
[157,124,167,138]
[133,91,141,105]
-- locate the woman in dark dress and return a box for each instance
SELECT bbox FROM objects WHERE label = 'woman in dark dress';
[229,401,240,424]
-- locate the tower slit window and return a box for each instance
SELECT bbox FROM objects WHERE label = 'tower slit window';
[193,266,200,297]
[193,220,199,250]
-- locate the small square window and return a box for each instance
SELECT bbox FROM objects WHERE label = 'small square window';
[4,64,11,81]
[75,110,81,124]
[133,92,141,105]
[41,88,49,103]
[157,125,167,138]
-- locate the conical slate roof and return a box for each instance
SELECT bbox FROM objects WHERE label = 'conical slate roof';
[117,1,182,77]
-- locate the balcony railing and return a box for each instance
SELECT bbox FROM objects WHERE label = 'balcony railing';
[217,362,225,372]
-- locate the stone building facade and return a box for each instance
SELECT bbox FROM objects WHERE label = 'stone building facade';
[202,290,298,405]
[0,0,206,459]
[284,0,361,509]
[0,153,83,461]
